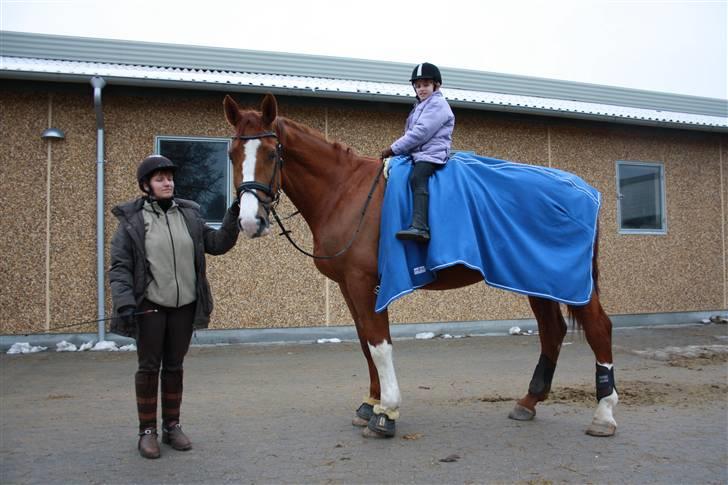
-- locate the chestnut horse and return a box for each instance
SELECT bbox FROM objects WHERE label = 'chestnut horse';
[224,94,618,439]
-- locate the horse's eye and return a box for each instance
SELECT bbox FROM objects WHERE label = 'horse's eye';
[268,152,276,161]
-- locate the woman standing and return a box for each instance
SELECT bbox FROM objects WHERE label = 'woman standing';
[109,155,239,459]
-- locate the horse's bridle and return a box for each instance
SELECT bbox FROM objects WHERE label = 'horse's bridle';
[232,128,384,260]
[232,130,284,214]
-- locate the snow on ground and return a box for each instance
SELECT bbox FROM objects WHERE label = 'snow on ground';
[6,340,136,354]
[6,342,48,354]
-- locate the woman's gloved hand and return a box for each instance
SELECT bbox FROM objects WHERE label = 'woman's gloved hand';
[118,305,137,326]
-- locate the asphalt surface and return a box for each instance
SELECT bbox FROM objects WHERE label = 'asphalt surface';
[1,323,726,484]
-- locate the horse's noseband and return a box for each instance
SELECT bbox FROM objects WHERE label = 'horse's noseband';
[233,131,284,212]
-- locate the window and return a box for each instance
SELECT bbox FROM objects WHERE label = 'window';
[616,161,666,234]
[156,137,231,225]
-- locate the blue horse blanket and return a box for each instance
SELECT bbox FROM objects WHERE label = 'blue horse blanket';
[375,153,601,313]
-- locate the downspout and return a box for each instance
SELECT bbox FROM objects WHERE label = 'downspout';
[91,76,106,341]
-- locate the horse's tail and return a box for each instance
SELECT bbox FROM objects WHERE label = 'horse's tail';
[567,219,601,329]
[591,219,601,296]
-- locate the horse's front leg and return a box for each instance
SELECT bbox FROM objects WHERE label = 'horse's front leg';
[339,285,382,427]
[510,297,567,421]
[339,278,401,438]
[572,294,618,437]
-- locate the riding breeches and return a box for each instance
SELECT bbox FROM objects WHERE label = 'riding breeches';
[136,299,195,374]
[409,161,441,195]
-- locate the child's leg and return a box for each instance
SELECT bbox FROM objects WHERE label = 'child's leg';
[397,162,439,242]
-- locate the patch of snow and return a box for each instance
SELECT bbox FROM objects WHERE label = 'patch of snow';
[56,341,78,352]
[415,332,436,340]
[316,338,341,344]
[77,341,95,351]
[7,342,47,354]
[91,340,119,351]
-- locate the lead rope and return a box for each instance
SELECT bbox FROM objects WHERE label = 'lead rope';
[271,163,385,260]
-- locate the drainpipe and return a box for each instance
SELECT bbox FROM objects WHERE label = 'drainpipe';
[91,76,106,341]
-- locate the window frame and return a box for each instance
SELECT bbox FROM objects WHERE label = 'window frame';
[155,135,232,228]
[615,160,667,235]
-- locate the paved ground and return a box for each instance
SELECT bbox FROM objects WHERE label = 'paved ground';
[1,323,726,484]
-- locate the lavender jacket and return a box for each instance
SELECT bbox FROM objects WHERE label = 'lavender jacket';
[391,90,455,165]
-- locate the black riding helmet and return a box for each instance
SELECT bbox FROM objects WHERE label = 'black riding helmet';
[136,155,177,192]
[409,62,442,85]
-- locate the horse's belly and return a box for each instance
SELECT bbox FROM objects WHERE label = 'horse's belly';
[422,265,483,290]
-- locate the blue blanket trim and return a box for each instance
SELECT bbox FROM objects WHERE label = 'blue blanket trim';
[375,153,602,313]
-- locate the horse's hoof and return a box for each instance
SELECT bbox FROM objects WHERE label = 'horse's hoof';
[352,416,368,427]
[366,413,396,438]
[586,420,616,437]
[508,403,536,421]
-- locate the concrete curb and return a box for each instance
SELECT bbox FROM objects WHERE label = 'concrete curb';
[1,310,724,352]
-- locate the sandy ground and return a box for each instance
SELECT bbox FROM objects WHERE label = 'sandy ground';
[1,323,726,484]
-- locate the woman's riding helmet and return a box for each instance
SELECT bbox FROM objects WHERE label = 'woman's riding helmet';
[136,155,177,191]
[409,62,442,85]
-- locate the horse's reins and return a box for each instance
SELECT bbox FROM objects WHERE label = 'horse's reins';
[233,130,384,260]
[38,309,159,333]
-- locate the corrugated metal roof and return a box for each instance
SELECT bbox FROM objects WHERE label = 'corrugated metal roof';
[1,30,726,132]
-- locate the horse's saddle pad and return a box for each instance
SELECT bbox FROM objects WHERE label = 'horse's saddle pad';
[376,153,601,312]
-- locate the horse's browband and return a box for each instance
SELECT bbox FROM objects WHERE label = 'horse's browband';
[233,131,277,141]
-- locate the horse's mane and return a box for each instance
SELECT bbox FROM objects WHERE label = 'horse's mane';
[277,116,357,160]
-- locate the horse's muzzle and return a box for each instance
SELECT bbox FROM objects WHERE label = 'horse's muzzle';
[238,214,270,238]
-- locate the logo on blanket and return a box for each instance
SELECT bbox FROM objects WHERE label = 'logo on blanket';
[413,266,426,275]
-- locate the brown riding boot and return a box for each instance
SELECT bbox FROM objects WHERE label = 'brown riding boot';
[138,428,161,459]
[163,422,192,451]
[135,371,160,458]
[161,369,192,450]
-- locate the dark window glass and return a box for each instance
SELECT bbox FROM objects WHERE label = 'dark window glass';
[157,138,230,224]
[617,162,665,233]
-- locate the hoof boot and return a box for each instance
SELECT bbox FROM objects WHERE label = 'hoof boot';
[353,402,374,427]
[366,413,396,438]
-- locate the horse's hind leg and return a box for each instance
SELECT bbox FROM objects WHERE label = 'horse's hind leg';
[569,293,618,437]
[510,296,568,421]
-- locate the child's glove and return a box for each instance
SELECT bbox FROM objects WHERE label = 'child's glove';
[382,157,392,179]
[380,147,394,159]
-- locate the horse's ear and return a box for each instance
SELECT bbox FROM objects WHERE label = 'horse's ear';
[261,93,278,127]
[223,95,242,127]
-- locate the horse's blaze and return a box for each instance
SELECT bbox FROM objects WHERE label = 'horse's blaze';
[238,139,270,238]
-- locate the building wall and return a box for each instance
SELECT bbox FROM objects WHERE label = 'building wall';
[1,80,725,335]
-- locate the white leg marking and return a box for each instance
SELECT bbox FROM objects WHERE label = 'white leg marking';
[238,140,264,237]
[368,341,401,417]
[593,388,619,427]
[593,362,617,427]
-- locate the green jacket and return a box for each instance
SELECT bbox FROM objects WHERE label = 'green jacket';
[109,197,239,338]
